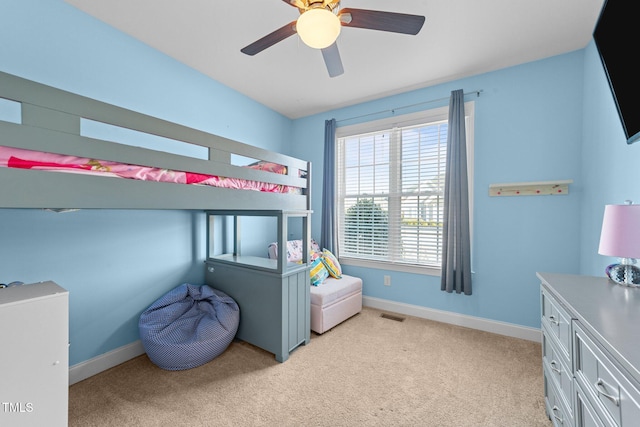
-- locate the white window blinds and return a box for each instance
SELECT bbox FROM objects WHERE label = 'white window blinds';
[335,105,473,273]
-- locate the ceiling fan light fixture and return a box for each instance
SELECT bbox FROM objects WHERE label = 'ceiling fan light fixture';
[296,8,341,49]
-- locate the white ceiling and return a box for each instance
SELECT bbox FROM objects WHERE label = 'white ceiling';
[64,0,605,119]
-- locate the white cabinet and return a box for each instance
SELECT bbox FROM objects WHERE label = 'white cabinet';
[0,281,69,427]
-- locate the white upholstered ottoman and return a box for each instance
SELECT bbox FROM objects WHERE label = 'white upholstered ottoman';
[267,240,362,334]
[310,274,362,334]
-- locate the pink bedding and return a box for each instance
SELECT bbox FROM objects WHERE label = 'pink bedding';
[0,145,301,194]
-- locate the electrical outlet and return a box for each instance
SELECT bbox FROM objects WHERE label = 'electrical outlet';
[384,275,391,286]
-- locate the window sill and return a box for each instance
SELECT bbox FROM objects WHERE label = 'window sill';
[339,257,441,276]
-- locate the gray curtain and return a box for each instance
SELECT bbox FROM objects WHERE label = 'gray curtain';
[441,89,472,295]
[321,118,337,253]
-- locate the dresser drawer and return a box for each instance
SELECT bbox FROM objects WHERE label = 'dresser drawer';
[544,323,573,416]
[574,322,640,427]
[576,380,608,427]
[541,287,573,361]
[545,363,573,427]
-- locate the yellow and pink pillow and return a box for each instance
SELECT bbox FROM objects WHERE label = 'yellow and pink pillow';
[309,258,329,286]
[320,249,342,279]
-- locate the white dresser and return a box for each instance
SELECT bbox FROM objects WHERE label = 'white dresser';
[538,272,640,427]
[0,281,69,427]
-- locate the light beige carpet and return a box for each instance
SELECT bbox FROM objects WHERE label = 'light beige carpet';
[69,307,551,426]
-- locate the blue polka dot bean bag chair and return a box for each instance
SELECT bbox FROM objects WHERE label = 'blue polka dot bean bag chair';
[139,283,239,371]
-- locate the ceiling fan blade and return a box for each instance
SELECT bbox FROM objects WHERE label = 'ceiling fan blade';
[339,8,425,35]
[281,0,305,9]
[321,43,344,78]
[241,21,297,56]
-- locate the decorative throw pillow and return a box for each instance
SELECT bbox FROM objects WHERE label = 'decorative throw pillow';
[309,257,329,286]
[310,239,321,256]
[286,239,304,263]
[310,250,322,262]
[321,248,342,279]
[267,239,323,264]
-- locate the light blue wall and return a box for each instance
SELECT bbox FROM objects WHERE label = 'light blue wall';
[0,0,291,147]
[579,41,640,276]
[0,0,292,366]
[2,0,631,368]
[0,209,205,362]
[290,52,586,329]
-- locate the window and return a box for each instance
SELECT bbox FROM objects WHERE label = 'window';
[335,105,474,275]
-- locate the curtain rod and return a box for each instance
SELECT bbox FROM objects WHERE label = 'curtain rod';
[336,89,483,124]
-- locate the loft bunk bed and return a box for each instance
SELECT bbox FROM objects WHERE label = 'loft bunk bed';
[0,71,313,362]
[0,71,310,211]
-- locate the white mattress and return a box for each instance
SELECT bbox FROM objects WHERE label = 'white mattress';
[310,274,362,307]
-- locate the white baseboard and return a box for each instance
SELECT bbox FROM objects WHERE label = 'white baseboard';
[69,340,146,385]
[69,298,541,384]
[363,296,542,343]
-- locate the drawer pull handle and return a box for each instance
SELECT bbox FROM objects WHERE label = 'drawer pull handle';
[548,315,560,326]
[552,405,563,424]
[550,360,562,375]
[595,378,620,406]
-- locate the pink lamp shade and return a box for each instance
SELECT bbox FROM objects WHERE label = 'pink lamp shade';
[598,203,640,259]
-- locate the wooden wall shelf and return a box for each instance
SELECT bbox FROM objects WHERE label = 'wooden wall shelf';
[489,180,573,197]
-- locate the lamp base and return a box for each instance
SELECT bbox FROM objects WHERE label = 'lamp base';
[606,262,640,287]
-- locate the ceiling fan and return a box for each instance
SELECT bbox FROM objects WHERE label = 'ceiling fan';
[240,0,426,78]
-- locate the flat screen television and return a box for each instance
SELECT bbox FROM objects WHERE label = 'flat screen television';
[593,0,640,144]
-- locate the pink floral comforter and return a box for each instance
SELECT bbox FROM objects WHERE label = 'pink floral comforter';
[0,145,301,194]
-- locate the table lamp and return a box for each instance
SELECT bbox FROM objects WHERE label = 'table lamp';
[598,200,640,286]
